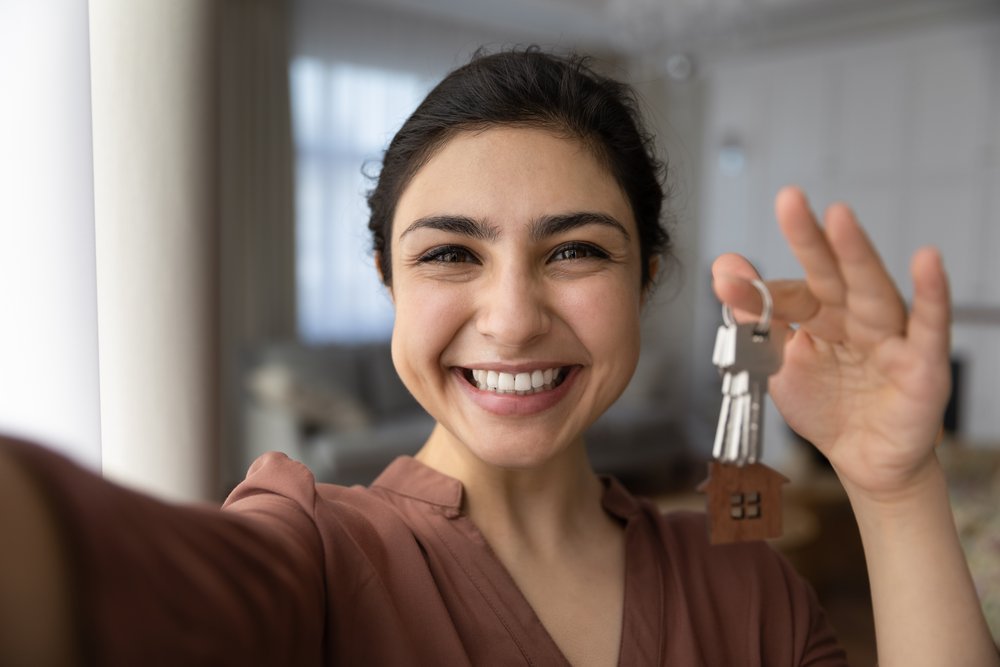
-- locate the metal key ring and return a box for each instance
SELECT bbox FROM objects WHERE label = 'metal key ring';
[721,278,773,335]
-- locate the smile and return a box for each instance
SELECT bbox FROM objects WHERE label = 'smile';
[462,367,569,395]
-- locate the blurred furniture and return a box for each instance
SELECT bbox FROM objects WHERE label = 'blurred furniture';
[939,440,1000,643]
[242,342,695,489]
[243,342,431,486]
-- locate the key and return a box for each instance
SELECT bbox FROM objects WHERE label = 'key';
[732,323,783,463]
[721,369,749,464]
[711,319,738,460]
[712,369,745,460]
[710,316,742,460]
[711,322,736,370]
[700,279,790,544]
[712,322,782,465]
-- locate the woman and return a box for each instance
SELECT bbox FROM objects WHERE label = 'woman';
[1,49,996,666]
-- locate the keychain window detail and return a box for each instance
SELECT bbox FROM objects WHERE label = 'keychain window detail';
[730,492,762,520]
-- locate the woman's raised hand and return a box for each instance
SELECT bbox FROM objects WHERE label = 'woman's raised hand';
[712,186,953,502]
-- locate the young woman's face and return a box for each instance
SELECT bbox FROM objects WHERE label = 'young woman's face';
[388,126,646,469]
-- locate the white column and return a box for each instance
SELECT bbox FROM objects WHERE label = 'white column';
[89,0,219,501]
[0,0,101,468]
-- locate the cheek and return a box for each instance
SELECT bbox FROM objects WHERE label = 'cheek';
[390,283,468,378]
[558,278,643,365]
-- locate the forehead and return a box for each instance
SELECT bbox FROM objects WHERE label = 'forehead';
[392,127,634,238]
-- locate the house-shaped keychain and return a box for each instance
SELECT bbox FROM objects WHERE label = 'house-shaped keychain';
[697,461,789,544]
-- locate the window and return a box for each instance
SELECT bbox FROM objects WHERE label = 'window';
[729,491,762,520]
[290,59,431,343]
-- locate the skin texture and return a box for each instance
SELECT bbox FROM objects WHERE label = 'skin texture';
[388,127,644,667]
[389,127,644,472]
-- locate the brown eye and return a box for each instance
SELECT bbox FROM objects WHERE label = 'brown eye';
[418,245,479,264]
[550,242,608,262]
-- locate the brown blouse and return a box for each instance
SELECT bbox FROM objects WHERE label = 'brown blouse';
[12,442,847,666]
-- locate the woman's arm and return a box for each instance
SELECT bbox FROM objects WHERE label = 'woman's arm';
[0,445,80,666]
[846,458,994,665]
[0,436,327,666]
[713,187,998,667]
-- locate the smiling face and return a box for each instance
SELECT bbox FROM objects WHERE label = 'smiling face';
[388,126,646,470]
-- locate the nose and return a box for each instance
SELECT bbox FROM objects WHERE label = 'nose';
[475,264,551,347]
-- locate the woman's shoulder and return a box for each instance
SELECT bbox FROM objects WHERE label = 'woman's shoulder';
[223,452,441,548]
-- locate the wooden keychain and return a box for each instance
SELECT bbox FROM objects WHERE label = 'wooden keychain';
[698,279,789,544]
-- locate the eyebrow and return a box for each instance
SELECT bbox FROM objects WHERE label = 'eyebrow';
[399,215,501,241]
[530,212,631,243]
[399,211,630,243]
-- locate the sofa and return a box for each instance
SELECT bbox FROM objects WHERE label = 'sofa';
[242,341,695,491]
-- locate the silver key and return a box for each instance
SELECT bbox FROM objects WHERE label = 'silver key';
[712,322,736,370]
[715,323,780,465]
[712,368,741,459]
[711,318,740,459]
[736,325,783,463]
[722,369,749,463]
[711,279,784,466]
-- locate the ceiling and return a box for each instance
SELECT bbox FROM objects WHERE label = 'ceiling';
[337,0,998,57]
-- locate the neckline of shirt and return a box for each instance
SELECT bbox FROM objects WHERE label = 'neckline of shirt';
[370,455,641,522]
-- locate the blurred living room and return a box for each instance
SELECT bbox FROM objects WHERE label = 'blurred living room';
[1,0,998,662]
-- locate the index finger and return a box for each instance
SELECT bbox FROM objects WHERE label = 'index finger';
[776,187,845,308]
[712,254,819,326]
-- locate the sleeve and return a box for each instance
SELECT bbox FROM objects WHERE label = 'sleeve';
[768,549,850,667]
[2,436,327,667]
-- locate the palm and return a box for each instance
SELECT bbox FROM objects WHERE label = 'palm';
[713,187,952,498]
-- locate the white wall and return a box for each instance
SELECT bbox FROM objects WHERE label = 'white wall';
[696,14,1000,464]
[293,0,621,82]
[90,0,220,502]
[0,0,102,468]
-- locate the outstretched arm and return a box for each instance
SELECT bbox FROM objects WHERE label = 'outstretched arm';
[0,446,79,666]
[713,186,998,667]
[0,436,327,666]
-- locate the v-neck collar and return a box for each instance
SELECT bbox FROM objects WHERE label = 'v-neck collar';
[371,455,643,521]
[372,456,666,666]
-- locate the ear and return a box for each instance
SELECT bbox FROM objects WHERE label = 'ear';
[375,252,394,303]
[641,256,660,306]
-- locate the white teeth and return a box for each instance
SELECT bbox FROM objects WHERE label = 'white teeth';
[469,366,566,394]
[514,372,531,391]
[498,372,515,391]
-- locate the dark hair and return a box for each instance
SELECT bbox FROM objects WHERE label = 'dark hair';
[367,47,671,289]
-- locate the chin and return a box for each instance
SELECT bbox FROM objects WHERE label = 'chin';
[461,431,582,471]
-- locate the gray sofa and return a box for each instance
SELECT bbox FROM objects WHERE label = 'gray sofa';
[243,342,695,491]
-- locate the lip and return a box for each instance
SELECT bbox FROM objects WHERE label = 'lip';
[452,365,580,416]
[462,361,570,374]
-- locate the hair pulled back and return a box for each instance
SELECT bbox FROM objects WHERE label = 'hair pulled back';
[367,47,670,289]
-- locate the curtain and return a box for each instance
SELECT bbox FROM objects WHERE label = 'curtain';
[219,0,297,488]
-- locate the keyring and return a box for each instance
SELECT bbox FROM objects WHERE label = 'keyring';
[721,278,773,336]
